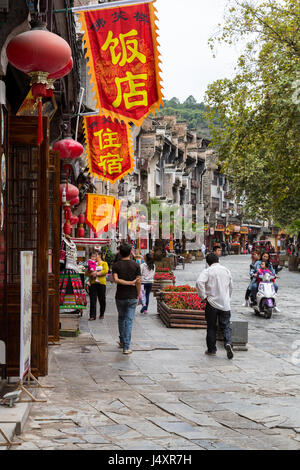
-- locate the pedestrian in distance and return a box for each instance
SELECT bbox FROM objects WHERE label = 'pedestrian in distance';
[140,253,155,314]
[87,252,109,320]
[196,252,234,359]
[226,241,231,256]
[112,243,141,355]
[212,245,222,258]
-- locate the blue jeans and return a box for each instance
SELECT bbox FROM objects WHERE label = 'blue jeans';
[116,299,137,350]
[141,283,153,312]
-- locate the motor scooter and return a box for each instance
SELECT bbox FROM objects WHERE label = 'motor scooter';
[252,272,277,319]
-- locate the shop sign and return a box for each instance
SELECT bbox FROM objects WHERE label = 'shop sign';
[234,225,241,232]
[240,226,249,234]
[210,227,214,235]
[215,224,225,231]
[78,1,163,126]
[83,115,134,183]
[227,224,235,232]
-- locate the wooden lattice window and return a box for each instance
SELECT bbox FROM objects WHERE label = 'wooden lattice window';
[6,146,38,282]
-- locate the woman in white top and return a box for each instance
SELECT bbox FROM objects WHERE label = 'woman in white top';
[140,253,155,313]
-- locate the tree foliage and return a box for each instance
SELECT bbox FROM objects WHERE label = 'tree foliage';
[157,96,213,137]
[205,0,300,227]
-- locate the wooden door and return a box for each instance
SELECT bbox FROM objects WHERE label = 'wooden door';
[48,150,60,343]
[6,116,49,377]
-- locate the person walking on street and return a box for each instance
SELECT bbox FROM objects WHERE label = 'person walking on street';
[140,253,155,314]
[196,253,234,359]
[87,252,109,320]
[213,245,222,258]
[112,244,141,355]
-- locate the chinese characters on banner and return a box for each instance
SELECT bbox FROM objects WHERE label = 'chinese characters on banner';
[86,194,121,235]
[83,115,134,183]
[78,0,163,126]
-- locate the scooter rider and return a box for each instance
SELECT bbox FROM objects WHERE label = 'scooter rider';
[250,252,279,307]
[243,249,260,307]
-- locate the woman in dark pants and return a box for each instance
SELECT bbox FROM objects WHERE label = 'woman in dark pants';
[140,253,155,314]
[87,253,109,320]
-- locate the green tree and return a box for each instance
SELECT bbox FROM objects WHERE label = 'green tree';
[183,95,197,108]
[205,0,300,226]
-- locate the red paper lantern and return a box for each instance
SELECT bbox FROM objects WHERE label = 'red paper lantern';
[78,213,85,225]
[70,215,79,226]
[77,227,85,238]
[69,197,79,207]
[6,28,71,146]
[53,138,83,161]
[63,220,71,236]
[77,213,85,238]
[6,29,71,73]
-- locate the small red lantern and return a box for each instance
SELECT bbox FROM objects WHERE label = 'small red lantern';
[6,27,71,146]
[77,213,85,238]
[53,137,83,166]
[63,220,72,236]
[77,227,85,238]
[70,215,79,226]
[78,214,85,225]
[69,197,80,207]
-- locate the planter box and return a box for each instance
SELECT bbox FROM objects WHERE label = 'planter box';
[157,298,206,329]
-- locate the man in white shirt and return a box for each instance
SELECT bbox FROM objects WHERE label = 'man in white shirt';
[196,253,234,359]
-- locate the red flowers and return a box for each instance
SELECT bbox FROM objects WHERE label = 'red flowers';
[154,272,176,281]
[162,285,206,311]
[162,285,197,293]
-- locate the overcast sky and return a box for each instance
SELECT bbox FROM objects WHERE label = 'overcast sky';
[155,0,243,103]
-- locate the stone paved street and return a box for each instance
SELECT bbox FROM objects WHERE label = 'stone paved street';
[12,255,300,450]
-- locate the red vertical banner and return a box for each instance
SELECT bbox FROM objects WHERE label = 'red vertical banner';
[83,114,134,183]
[78,0,163,125]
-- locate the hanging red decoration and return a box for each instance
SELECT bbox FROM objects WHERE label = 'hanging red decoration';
[77,227,85,238]
[78,213,85,225]
[53,137,83,165]
[70,215,79,226]
[6,27,71,146]
[63,220,72,236]
[69,197,80,207]
[77,213,85,238]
